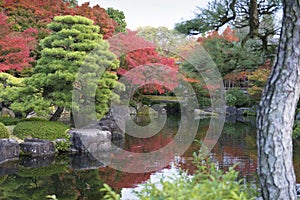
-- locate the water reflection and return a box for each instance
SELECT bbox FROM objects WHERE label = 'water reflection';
[1,116,300,199]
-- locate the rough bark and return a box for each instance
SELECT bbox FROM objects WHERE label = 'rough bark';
[257,1,300,199]
[49,107,64,121]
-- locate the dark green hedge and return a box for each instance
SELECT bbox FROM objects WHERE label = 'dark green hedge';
[0,117,21,126]
[0,117,48,126]
[0,122,9,138]
[13,121,69,140]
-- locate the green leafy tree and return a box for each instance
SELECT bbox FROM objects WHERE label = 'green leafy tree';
[175,0,281,49]
[136,26,194,57]
[106,7,127,33]
[9,15,120,122]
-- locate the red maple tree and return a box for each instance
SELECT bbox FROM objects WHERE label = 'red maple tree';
[3,0,117,39]
[109,30,180,94]
[0,13,37,72]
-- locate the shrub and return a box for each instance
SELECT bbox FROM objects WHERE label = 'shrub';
[0,117,21,126]
[226,89,251,107]
[13,121,69,140]
[54,131,71,152]
[20,117,48,122]
[0,122,9,138]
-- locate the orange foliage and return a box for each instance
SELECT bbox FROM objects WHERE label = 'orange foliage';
[197,26,239,44]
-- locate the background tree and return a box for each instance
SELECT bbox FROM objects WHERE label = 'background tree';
[106,7,127,33]
[63,0,78,7]
[0,13,37,73]
[175,0,282,55]
[136,26,193,57]
[75,3,117,39]
[257,0,299,199]
[9,15,120,121]
[2,0,118,40]
[196,26,263,77]
[109,30,180,95]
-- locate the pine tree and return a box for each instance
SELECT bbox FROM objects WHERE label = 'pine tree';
[10,15,121,123]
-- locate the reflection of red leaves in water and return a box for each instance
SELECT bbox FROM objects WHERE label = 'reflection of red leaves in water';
[98,134,174,188]
[126,134,173,153]
[98,167,152,188]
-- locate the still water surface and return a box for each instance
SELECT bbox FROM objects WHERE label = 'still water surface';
[0,115,300,199]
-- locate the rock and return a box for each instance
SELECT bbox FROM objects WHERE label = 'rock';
[225,115,237,123]
[194,109,218,116]
[100,106,127,140]
[296,183,300,196]
[80,106,127,140]
[0,139,20,164]
[226,106,237,116]
[25,111,37,118]
[69,129,111,153]
[20,138,56,156]
[1,107,15,118]
[159,107,167,115]
[129,107,137,115]
[204,107,213,112]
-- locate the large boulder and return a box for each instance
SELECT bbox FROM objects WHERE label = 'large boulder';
[226,106,237,116]
[0,139,20,164]
[20,138,56,156]
[81,107,127,140]
[69,129,111,153]
[1,107,15,118]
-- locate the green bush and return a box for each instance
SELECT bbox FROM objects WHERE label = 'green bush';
[20,117,48,122]
[0,117,21,126]
[226,89,251,107]
[13,121,69,140]
[0,122,9,138]
[54,132,71,152]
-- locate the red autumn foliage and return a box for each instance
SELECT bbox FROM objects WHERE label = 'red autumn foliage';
[75,3,117,39]
[197,26,239,44]
[0,13,37,72]
[109,30,180,94]
[3,0,117,39]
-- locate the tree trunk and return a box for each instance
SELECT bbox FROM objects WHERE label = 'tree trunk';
[257,1,300,199]
[50,107,64,121]
[249,0,259,37]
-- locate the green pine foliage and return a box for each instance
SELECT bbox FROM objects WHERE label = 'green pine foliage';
[8,15,121,121]
[0,122,9,138]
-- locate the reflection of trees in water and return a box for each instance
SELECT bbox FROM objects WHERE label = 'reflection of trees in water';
[2,119,300,198]
[0,164,104,200]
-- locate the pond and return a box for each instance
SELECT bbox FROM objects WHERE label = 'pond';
[1,115,300,199]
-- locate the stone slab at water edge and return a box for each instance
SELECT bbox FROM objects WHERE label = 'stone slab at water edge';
[20,138,56,156]
[69,129,112,153]
[0,139,20,164]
